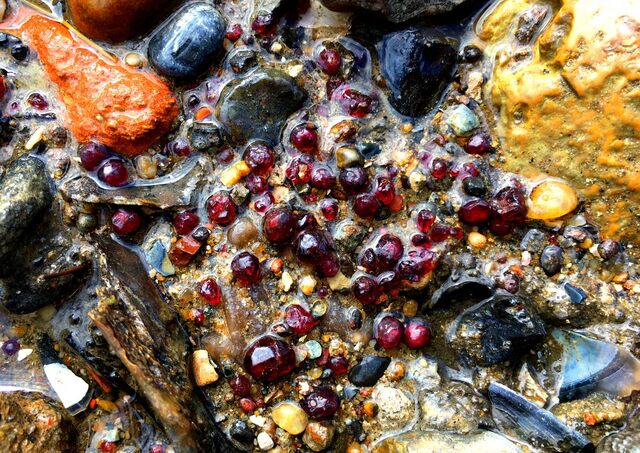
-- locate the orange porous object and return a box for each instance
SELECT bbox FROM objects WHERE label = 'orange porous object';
[21,15,178,157]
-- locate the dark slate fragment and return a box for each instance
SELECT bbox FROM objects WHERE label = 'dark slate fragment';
[0,156,53,262]
[449,292,546,366]
[148,3,226,80]
[348,355,391,387]
[563,283,587,305]
[489,383,594,453]
[377,28,457,117]
[217,69,307,145]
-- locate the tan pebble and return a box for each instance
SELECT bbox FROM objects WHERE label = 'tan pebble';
[308,367,323,380]
[327,272,350,290]
[271,401,308,435]
[468,231,487,248]
[300,275,317,296]
[409,171,427,191]
[527,180,579,220]
[387,361,405,381]
[303,421,335,452]
[220,160,251,186]
[612,272,629,284]
[192,350,219,386]
[135,155,158,179]
[281,271,294,292]
[270,42,283,54]
[400,123,413,134]
[227,217,258,246]
[402,300,418,317]
[346,442,365,453]
[335,146,364,168]
[124,52,145,68]
[329,120,357,142]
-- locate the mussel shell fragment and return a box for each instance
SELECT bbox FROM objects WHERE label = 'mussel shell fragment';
[489,382,594,453]
[552,329,640,403]
[428,269,494,308]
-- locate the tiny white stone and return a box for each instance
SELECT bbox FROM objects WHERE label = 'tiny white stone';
[257,432,274,450]
[249,415,267,427]
[17,348,33,361]
[43,362,90,409]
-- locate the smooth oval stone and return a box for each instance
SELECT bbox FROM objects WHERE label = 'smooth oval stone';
[0,156,52,262]
[67,0,177,42]
[218,69,307,145]
[377,28,457,117]
[348,355,391,387]
[373,430,523,453]
[149,3,225,80]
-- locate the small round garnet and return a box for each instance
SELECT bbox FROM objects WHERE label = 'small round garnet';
[320,199,339,221]
[416,209,436,233]
[206,192,236,225]
[290,123,319,154]
[173,210,200,235]
[111,209,141,235]
[263,207,297,244]
[464,133,491,155]
[300,387,340,420]
[310,166,336,190]
[231,251,261,286]
[328,356,349,376]
[317,48,342,76]
[375,234,404,271]
[374,177,395,205]
[243,142,275,176]
[244,336,296,381]
[458,198,491,226]
[79,142,111,171]
[286,155,314,185]
[339,166,369,195]
[403,317,432,349]
[198,278,222,305]
[229,374,251,397]
[374,315,404,350]
[284,304,318,335]
[430,158,448,180]
[352,275,380,305]
[352,193,379,219]
[339,89,373,118]
[98,159,129,187]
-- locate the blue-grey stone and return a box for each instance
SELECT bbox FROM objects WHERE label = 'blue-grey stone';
[148,3,225,80]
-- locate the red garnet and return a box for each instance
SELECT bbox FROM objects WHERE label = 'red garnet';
[339,166,369,195]
[374,315,404,350]
[398,249,437,282]
[320,199,339,221]
[27,92,48,110]
[375,234,404,271]
[239,398,256,413]
[328,356,349,376]
[353,193,379,219]
[318,48,342,75]
[430,223,450,242]
[245,174,268,194]
[229,374,251,397]
[198,278,222,305]
[226,24,243,41]
[286,154,314,185]
[231,251,261,286]
[253,192,273,213]
[263,207,298,244]
[98,159,129,187]
[149,444,165,453]
[458,198,491,226]
[489,218,513,236]
[243,142,275,176]
[490,186,527,223]
[284,304,318,335]
[403,317,432,349]
[111,209,141,235]
[465,134,491,155]
[430,158,448,179]
[377,270,401,292]
[352,275,380,305]
[251,14,277,37]
[290,123,319,154]
[168,137,191,157]
[173,210,200,235]
[206,192,236,225]
[310,166,336,190]
[243,336,296,381]
[374,176,395,205]
[300,387,340,420]
[339,89,373,118]
[416,209,436,233]
[192,309,205,325]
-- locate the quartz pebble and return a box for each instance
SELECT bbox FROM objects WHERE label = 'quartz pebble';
[257,432,274,450]
[526,180,579,220]
[192,349,219,386]
[303,421,335,452]
[372,386,414,430]
[271,401,309,435]
[445,105,479,136]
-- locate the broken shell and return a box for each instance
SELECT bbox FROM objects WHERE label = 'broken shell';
[429,269,494,308]
[527,180,579,220]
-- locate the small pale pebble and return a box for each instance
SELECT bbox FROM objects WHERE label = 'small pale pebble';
[270,42,283,54]
[249,415,267,427]
[288,64,304,78]
[521,251,532,266]
[124,52,145,68]
[271,401,308,435]
[308,367,323,380]
[135,155,158,179]
[409,171,427,192]
[305,340,322,359]
[220,160,251,186]
[25,126,46,150]
[281,271,294,292]
[300,275,317,296]
[303,421,335,452]
[468,231,487,248]
[527,179,579,220]
[257,432,274,450]
[327,272,350,290]
[192,349,219,386]
[445,104,478,136]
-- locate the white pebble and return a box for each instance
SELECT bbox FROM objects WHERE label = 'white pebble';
[257,432,274,450]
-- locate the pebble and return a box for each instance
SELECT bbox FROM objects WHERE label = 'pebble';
[540,245,564,276]
[135,155,158,179]
[305,340,323,360]
[468,232,487,248]
[372,386,414,430]
[463,176,487,196]
[348,355,391,387]
[124,52,145,68]
[336,146,364,168]
[227,217,258,246]
[300,276,317,296]
[303,421,335,452]
[271,401,309,435]
[445,105,479,136]
[526,179,579,220]
[76,212,97,233]
[402,300,418,317]
[257,432,274,450]
[230,420,254,448]
[148,3,226,79]
[192,350,219,386]
[598,239,620,261]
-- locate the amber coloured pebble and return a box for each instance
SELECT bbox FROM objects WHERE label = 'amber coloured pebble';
[527,179,579,220]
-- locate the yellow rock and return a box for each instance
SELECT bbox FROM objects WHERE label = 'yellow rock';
[527,180,579,220]
[480,0,640,240]
[271,401,309,435]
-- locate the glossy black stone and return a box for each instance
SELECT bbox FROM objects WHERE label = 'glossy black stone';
[463,176,486,197]
[541,245,564,276]
[229,420,254,448]
[377,28,457,117]
[348,355,390,387]
[148,3,225,80]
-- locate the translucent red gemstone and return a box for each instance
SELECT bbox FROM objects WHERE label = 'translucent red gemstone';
[398,249,437,282]
[231,251,261,286]
[192,309,205,325]
[79,143,111,171]
[206,192,236,225]
[286,155,314,185]
[27,92,48,110]
[243,142,275,176]
[173,210,200,235]
[374,234,404,271]
[430,158,448,179]
[310,166,336,190]
[300,387,340,420]
[251,14,277,37]
[490,186,527,223]
[284,304,318,335]
[263,207,298,244]
[111,209,141,235]
[465,134,491,155]
[290,123,319,154]
[243,336,296,381]
[317,48,342,76]
[198,278,222,305]
[98,159,129,187]
[239,398,256,413]
[339,166,369,195]
[430,223,450,242]
[226,24,243,41]
[253,192,274,213]
[352,275,380,305]
[320,199,339,221]
[416,209,436,233]
[339,89,373,118]
[245,174,268,194]
[374,176,395,205]
[403,317,432,349]
[458,198,491,226]
[229,374,251,397]
[352,193,379,219]
[374,315,404,349]
[328,356,349,376]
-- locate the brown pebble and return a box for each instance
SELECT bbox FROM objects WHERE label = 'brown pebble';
[387,362,405,382]
[402,300,418,317]
[227,217,258,246]
[363,401,378,417]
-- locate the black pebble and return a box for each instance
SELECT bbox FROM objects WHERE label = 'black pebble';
[460,45,483,63]
[192,226,211,243]
[229,421,254,447]
[540,245,564,276]
[229,48,258,74]
[597,239,620,261]
[348,355,390,387]
[463,176,487,197]
[10,44,29,61]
